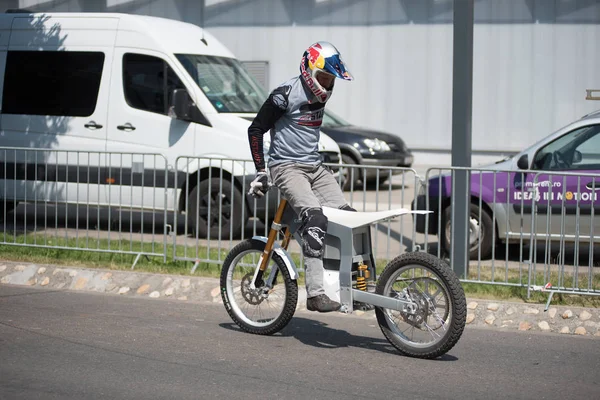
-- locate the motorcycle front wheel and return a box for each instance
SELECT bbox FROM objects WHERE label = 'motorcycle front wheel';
[220,239,298,335]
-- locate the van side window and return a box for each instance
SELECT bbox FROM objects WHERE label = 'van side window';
[123,53,184,115]
[2,51,104,117]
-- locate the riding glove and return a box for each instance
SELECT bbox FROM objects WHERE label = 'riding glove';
[248,171,270,198]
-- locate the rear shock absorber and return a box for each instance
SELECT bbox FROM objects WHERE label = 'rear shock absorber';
[356,262,370,291]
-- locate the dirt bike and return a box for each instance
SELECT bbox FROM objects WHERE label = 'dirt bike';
[220,198,466,359]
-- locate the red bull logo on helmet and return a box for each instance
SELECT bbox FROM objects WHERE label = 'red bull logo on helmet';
[307,43,325,70]
[301,56,328,102]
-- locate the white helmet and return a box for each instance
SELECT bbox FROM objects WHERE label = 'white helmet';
[299,41,353,103]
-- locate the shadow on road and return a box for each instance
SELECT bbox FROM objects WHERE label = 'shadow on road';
[220,317,459,361]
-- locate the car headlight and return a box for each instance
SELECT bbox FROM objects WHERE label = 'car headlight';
[363,138,391,152]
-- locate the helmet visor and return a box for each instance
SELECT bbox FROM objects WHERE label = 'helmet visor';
[323,53,353,81]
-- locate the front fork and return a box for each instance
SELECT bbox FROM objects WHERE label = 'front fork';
[250,199,292,289]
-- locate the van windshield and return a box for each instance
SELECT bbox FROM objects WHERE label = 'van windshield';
[176,54,267,113]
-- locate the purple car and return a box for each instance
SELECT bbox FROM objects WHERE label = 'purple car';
[412,110,600,260]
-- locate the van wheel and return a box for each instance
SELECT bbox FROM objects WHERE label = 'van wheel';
[188,178,247,239]
[441,203,493,261]
[0,201,17,223]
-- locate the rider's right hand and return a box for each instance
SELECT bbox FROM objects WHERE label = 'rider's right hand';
[248,171,271,198]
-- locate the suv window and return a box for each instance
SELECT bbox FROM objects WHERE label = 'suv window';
[123,53,184,115]
[2,51,104,117]
[533,125,600,170]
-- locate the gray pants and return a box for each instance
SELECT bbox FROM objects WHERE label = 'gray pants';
[269,162,348,298]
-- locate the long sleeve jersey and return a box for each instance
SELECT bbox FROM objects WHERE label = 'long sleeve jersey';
[248,76,325,171]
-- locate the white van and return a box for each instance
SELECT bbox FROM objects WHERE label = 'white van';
[0,11,342,238]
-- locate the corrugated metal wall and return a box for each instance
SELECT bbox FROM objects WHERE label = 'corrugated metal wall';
[4,0,600,162]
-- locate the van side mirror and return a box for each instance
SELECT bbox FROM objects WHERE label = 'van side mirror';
[170,88,212,127]
[172,89,192,120]
[572,150,583,164]
[517,154,529,170]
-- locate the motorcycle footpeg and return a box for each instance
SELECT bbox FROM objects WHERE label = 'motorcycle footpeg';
[339,304,350,314]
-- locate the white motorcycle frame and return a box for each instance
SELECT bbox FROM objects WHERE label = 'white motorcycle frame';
[253,205,430,313]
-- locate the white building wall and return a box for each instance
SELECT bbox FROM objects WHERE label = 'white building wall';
[210,23,600,157]
[3,0,600,164]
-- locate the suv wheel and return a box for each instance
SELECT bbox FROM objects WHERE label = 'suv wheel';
[442,203,494,260]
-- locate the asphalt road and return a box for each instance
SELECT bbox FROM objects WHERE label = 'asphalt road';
[1,285,598,400]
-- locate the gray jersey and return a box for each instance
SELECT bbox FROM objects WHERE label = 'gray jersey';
[268,76,323,166]
[248,76,325,170]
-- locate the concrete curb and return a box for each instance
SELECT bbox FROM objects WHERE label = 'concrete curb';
[1,260,599,337]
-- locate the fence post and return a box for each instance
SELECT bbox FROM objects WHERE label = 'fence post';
[450,0,474,279]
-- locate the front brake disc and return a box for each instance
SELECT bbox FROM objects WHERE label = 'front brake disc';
[240,273,265,305]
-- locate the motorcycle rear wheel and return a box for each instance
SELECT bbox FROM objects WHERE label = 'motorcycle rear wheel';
[375,252,466,359]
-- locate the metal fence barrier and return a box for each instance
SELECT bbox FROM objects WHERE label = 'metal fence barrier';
[172,156,266,269]
[414,166,600,304]
[526,171,599,305]
[171,156,420,271]
[336,163,421,262]
[0,148,168,267]
[0,148,597,303]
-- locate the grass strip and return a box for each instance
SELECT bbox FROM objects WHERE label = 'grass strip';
[0,233,598,307]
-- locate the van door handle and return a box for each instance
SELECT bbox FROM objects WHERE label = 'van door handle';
[84,121,103,129]
[586,181,600,190]
[117,123,136,131]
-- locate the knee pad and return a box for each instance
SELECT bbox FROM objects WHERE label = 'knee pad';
[301,208,328,258]
[339,204,357,212]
